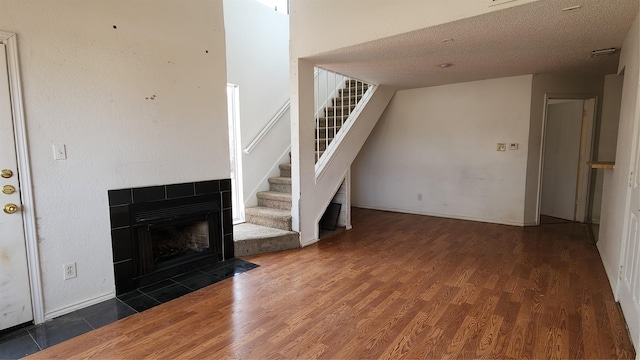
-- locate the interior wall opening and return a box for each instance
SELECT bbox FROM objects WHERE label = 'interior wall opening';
[539,97,596,225]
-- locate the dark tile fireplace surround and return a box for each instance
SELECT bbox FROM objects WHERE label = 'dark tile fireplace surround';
[108,179,234,295]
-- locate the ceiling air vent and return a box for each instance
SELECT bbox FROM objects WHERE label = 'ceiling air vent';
[591,48,617,58]
[488,0,518,7]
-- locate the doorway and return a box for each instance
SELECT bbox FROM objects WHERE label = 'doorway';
[539,97,596,223]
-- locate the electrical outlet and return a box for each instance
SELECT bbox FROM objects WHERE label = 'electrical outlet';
[64,262,77,280]
[497,143,507,151]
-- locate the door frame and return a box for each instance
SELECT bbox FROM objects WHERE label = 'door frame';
[536,93,598,225]
[0,31,44,325]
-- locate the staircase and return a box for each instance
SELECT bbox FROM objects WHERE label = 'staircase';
[234,161,299,256]
[235,78,370,256]
[315,80,369,162]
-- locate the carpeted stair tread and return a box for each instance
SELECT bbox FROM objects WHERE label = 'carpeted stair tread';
[325,106,355,116]
[279,163,291,177]
[268,176,292,193]
[257,191,292,201]
[333,94,362,104]
[233,223,299,256]
[315,139,333,151]
[244,206,292,230]
[268,177,291,184]
[339,87,368,96]
[257,191,292,210]
[318,115,348,124]
[245,206,291,218]
[234,222,296,240]
[317,125,342,130]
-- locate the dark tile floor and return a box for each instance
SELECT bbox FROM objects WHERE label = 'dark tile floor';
[0,258,258,359]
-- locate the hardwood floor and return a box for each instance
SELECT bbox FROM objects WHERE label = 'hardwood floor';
[28,208,634,359]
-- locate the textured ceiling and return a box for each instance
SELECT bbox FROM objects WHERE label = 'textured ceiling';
[309,0,639,89]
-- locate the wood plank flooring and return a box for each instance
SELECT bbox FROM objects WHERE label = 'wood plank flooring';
[28,208,635,359]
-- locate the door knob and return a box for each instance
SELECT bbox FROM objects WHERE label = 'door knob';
[1,169,13,178]
[2,185,16,194]
[3,203,19,214]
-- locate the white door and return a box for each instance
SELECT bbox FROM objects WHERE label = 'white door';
[0,43,33,331]
[619,84,640,348]
[620,140,640,348]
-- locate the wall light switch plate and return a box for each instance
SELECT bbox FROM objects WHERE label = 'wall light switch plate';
[53,144,67,160]
[509,143,519,150]
[497,143,507,151]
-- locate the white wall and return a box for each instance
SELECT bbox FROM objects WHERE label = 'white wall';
[290,0,537,58]
[223,0,291,207]
[352,75,533,226]
[599,13,640,290]
[524,74,605,224]
[0,0,229,317]
[591,74,624,223]
[330,176,349,229]
[599,75,626,161]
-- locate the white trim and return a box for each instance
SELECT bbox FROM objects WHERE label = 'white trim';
[534,95,550,226]
[243,100,290,154]
[0,31,45,325]
[352,205,527,227]
[345,169,352,230]
[45,292,115,320]
[575,98,597,222]
[227,84,245,223]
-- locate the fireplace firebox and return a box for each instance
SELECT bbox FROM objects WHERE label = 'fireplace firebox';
[109,180,234,294]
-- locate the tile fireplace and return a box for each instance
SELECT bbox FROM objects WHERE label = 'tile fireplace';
[108,180,233,294]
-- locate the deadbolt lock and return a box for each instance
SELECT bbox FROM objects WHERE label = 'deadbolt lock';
[2,185,16,194]
[1,169,13,179]
[3,203,18,214]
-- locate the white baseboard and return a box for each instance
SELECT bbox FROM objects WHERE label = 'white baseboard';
[352,204,526,227]
[45,291,115,320]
